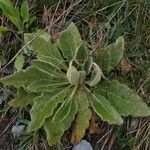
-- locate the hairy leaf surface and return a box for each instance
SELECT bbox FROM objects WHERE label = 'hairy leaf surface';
[0,67,51,87]
[67,65,79,85]
[97,80,150,117]
[59,23,82,60]
[8,87,38,107]
[87,63,102,86]
[96,36,124,72]
[90,92,123,125]
[27,79,69,92]
[71,90,91,143]
[44,94,78,145]
[27,88,69,132]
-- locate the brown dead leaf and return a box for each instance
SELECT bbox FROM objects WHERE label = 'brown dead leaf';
[89,116,101,134]
[120,57,132,73]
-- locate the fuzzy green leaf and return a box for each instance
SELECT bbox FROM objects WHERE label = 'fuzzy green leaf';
[32,60,64,77]
[59,23,82,60]
[90,93,123,125]
[24,33,66,69]
[44,93,78,145]
[97,80,150,117]
[27,88,68,132]
[76,43,88,63]
[83,56,93,75]
[87,63,102,87]
[8,87,38,108]
[72,90,91,143]
[0,0,21,31]
[67,65,79,85]
[0,67,51,87]
[27,79,69,92]
[20,1,29,22]
[96,36,124,72]
[15,54,24,71]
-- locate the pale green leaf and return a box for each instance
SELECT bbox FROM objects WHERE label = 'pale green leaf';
[27,88,69,132]
[96,36,124,72]
[72,90,91,143]
[87,63,102,87]
[83,56,93,75]
[67,65,79,85]
[32,60,64,77]
[15,54,24,71]
[44,119,64,146]
[27,79,69,92]
[90,93,123,125]
[97,80,150,117]
[44,93,78,145]
[20,1,29,22]
[0,67,51,87]
[8,87,38,108]
[59,23,82,60]
[75,43,88,63]
[24,33,66,69]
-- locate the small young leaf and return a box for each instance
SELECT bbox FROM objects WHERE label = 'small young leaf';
[83,56,93,75]
[67,65,79,85]
[97,80,150,117]
[96,36,124,72]
[76,43,89,63]
[59,23,82,60]
[89,93,123,125]
[8,87,38,108]
[0,67,51,87]
[20,1,29,22]
[87,63,102,87]
[15,54,24,71]
[27,88,68,132]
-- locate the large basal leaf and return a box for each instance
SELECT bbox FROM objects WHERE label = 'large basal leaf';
[67,65,79,85]
[27,88,69,132]
[87,63,102,87]
[96,36,124,72]
[27,79,69,92]
[71,90,91,143]
[97,80,150,117]
[44,93,78,145]
[24,33,66,69]
[59,23,82,60]
[32,60,64,77]
[0,67,51,87]
[8,87,38,108]
[89,92,123,125]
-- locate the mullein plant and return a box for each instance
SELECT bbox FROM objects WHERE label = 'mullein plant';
[1,23,150,145]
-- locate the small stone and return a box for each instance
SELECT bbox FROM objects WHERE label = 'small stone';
[12,124,25,137]
[72,140,93,150]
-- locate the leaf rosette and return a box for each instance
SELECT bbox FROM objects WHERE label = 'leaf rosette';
[1,23,150,145]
